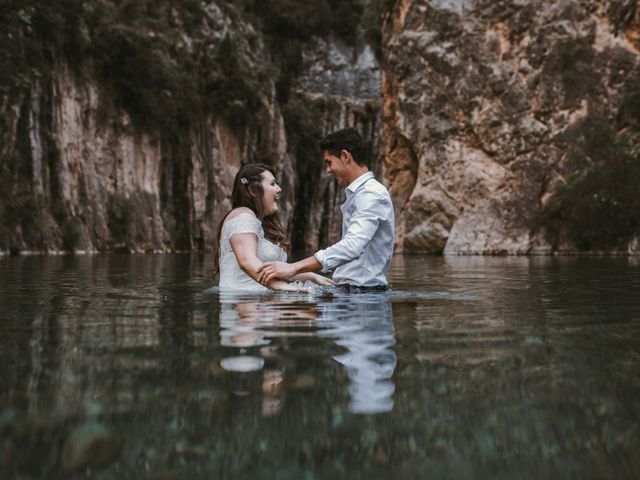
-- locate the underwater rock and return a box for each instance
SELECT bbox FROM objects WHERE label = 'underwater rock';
[174,440,207,458]
[60,422,122,471]
[154,469,184,480]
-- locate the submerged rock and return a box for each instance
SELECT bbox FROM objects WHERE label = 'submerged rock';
[60,422,122,471]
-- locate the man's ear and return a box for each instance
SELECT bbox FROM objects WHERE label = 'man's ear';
[340,149,352,163]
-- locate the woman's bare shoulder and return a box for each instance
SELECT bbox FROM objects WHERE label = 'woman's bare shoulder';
[223,207,257,225]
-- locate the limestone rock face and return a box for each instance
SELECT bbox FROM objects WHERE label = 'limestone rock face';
[52,64,167,252]
[15,1,639,256]
[382,0,640,253]
[284,38,382,253]
[1,4,381,255]
[6,63,279,253]
[297,39,382,100]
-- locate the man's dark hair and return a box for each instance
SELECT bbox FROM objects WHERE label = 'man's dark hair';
[320,128,369,167]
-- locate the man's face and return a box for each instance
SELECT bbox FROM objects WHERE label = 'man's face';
[323,149,350,187]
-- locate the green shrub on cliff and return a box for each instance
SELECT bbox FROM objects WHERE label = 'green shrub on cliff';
[107,193,133,244]
[0,0,264,135]
[544,123,640,250]
[0,180,45,250]
[544,36,598,107]
[1,0,373,135]
[251,0,364,44]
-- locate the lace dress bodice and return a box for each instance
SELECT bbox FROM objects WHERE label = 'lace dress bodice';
[219,212,287,291]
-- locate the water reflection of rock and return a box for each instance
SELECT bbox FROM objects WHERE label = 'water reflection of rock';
[0,256,224,421]
[219,291,397,415]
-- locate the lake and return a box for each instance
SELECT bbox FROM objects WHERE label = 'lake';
[1,254,639,478]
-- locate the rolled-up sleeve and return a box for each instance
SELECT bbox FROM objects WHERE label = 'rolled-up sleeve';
[314,190,388,271]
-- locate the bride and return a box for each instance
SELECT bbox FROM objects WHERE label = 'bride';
[214,164,334,292]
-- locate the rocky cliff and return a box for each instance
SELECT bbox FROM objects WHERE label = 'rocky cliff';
[0,1,381,254]
[382,0,640,254]
[2,0,639,256]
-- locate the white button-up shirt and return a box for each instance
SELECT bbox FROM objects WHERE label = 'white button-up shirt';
[314,171,395,287]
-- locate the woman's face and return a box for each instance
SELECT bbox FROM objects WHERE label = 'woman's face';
[259,170,281,216]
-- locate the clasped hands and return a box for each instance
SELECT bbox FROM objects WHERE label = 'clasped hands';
[257,261,297,285]
[257,261,335,287]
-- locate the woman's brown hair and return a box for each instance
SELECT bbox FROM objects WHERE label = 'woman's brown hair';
[213,164,289,277]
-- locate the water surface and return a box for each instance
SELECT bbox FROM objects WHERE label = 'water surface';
[1,254,639,478]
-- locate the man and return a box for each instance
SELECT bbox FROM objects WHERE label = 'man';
[258,127,395,291]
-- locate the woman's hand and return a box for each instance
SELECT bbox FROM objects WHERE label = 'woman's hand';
[268,280,310,293]
[291,272,335,286]
[309,273,335,286]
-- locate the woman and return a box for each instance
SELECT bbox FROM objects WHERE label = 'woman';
[214,164,334,292]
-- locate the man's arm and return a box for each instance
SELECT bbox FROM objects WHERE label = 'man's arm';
[257,256,322,284]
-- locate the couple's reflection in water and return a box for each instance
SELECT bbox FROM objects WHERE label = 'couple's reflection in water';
[218,290,396,415]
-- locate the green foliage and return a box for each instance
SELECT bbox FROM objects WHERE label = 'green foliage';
[251,0,364,44]
[3,189,43,230]
[0,131,46,249]
[607,0,638,37]
[544,123,640,250]
[0,181,45,248]
[107,193,134,243]
[204,35,265,130]
[621,88,640,126]
[1,0,378,136]
[361,0,383,59]
[95,26,196,132]
[247,0,375,102]
[283,93,336,251]
[0,0,264,135]
[328,0,365,44]
[50,197,80,252]
[86,0,207,133]
[283,93,328,161]
[544,36,597,106]
[61,221,80,252]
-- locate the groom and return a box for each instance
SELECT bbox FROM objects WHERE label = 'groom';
[258,128,395,291]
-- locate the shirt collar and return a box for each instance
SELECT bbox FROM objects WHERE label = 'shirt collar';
[346,171,374,194]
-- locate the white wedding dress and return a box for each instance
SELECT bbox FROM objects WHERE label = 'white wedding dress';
[218,212,287,292]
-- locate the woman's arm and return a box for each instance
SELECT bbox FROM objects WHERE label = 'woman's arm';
[230,233,308,292]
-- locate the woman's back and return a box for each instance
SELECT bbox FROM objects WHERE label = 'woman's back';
[219,210,287,291]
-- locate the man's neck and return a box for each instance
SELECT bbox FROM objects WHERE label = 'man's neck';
[345,167,370,185]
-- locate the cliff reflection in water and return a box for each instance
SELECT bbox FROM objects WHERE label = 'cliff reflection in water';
[218,291,396,415]
[2,254,640,479]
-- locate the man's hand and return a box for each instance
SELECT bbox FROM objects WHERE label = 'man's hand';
[257,261,297,284]
[310,273,336,286]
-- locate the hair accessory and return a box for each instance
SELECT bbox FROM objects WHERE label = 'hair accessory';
[240,177,249,185]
